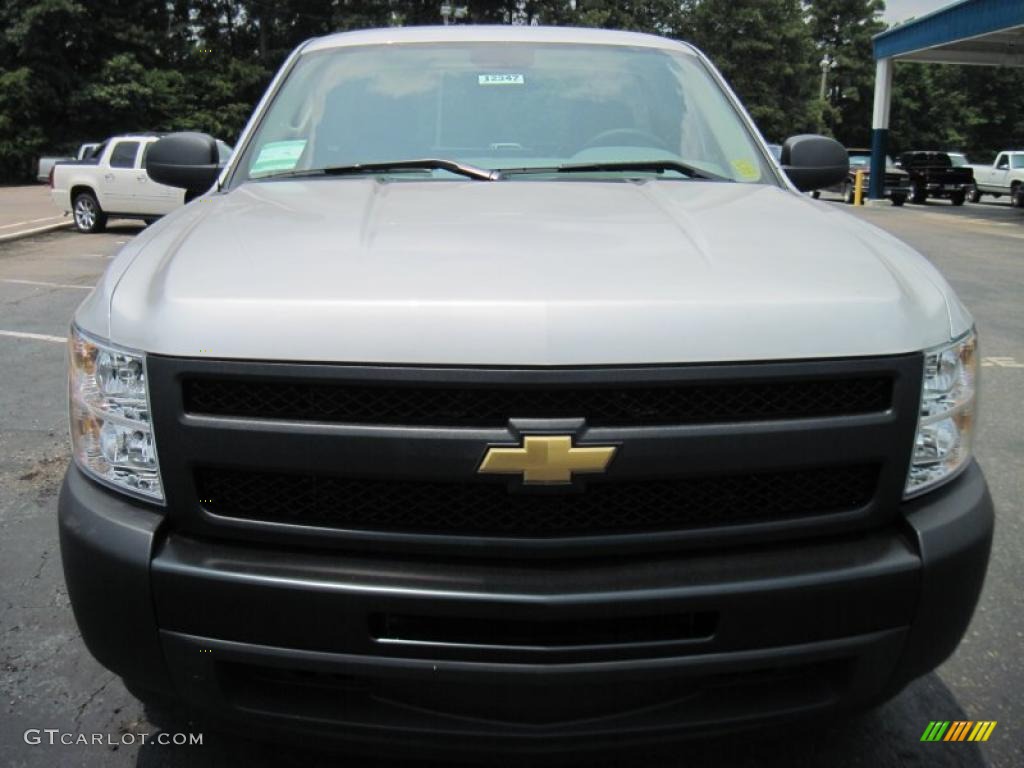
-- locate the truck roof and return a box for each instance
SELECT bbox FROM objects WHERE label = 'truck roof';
[302,25,698,56]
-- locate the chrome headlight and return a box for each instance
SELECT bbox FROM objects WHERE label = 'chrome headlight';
[905,330,977,498]
[68,326,163,502]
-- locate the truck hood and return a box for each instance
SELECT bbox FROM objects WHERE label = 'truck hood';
[84,178,969,365]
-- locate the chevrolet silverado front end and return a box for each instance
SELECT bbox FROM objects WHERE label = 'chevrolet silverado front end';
[58,26,992,759]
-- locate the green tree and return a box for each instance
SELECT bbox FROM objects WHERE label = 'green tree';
[888,63,1024,161]
[957,66,1024,161]
[71,54,177,137]
[0,67,46,181]
[0,0,92,179]
[571,0,688,35]
[888,63,963,155]
[2,0,1022,184]
[807,0,887,146]
[689,0,819,141]
[0,0,182,181]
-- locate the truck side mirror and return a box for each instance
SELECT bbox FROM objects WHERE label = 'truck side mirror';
[145,132,222,198]
[780,134,849,192]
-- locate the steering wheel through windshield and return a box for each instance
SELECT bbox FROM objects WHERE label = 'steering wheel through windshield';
[579,128,671,153]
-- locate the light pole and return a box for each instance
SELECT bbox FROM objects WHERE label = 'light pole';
[819,54,837,102]
[440,4,468,24]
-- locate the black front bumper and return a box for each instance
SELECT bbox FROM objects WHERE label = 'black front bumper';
[59,462,993,757]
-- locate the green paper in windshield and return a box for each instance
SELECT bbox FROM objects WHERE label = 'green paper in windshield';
[250,140,307,176]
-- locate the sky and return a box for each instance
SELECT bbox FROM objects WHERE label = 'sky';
[882,0,960,24]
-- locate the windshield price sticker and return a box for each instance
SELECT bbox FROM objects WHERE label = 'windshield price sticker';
[479,74,525,86]
[250,139,307,175]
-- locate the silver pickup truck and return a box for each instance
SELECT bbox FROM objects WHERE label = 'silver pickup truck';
[36,142,100,183]
[59,26,992,759]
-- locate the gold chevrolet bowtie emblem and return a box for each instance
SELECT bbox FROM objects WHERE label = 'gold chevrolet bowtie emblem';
[478,435,616,485]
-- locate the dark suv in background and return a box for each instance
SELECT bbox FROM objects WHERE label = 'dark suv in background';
[822,149,909,206]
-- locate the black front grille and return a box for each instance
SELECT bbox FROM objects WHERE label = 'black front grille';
[195,465,879,537]
[184,376,892,427]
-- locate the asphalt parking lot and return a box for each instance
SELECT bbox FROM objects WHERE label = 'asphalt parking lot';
[0,186,71,242]
[0,197,1021,767]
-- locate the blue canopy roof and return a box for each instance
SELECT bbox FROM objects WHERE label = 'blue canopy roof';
[874,0,1024,65]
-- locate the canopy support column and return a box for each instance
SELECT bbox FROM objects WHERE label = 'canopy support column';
[869,58,893,200]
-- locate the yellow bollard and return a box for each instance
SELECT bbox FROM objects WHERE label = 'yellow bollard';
[854,169,865,206]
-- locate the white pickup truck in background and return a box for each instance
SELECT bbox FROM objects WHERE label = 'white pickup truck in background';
[966,150,1024,206]
[50,133,232,232]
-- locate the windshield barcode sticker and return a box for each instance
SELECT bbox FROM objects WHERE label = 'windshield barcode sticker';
[478,74,524,86]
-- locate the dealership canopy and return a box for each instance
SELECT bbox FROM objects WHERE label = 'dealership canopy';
[868,0,1024,198]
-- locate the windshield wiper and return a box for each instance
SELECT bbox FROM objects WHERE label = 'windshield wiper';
[498,160,729,181]
[257,158,499,182]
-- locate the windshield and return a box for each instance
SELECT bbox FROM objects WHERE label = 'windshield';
[216,140,234,164]
[231,42,775,186]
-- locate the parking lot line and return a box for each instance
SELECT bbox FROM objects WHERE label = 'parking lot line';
[919,212,998,226]
[1,278,92,290]
[982,356,1024,368]
[0,220,72,242]
[0,217,63,230]
[916,212,1024,239]
[0,329,67,344]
